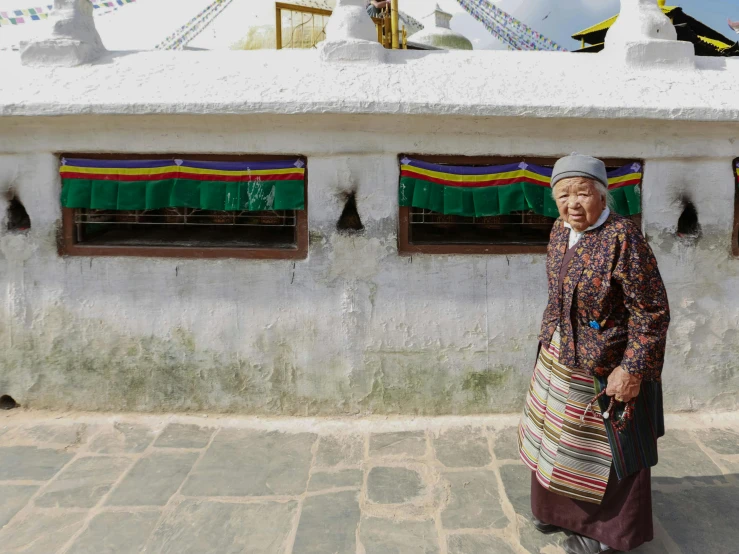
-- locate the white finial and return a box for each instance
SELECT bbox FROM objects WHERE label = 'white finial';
[412,3,473,50]
[20,0,107,67]
[424,3,453,30]
[604,0,694,68]
[318,0,385,62]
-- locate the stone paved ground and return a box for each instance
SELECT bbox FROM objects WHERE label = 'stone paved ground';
[0,411,737,554]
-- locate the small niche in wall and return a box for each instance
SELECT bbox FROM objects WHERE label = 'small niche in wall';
[0,395,18,410]
[6,196,30,233]
[336,192,364,234]
[676,198,701,244]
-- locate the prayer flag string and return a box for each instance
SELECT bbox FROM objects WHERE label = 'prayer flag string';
[0,0,137,26]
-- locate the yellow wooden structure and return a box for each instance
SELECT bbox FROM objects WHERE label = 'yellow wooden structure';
[572,0,738,56]
[275,2,407,50]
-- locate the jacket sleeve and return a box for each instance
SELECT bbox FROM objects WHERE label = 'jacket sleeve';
[612,224,670,380]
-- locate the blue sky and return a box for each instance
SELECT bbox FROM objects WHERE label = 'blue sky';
[403,0,739,50]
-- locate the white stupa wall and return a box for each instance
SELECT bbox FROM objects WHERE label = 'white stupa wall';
[0,3,736,414]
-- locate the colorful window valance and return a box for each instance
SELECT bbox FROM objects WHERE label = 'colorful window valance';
[399,158,642,218]
[60,158,306,212]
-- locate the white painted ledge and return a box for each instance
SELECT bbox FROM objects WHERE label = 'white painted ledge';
[0,49,737,122]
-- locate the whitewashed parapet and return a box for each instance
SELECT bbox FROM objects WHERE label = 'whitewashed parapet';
[604,0,695,68]
[20,0,107,67]
[318,0,385,63]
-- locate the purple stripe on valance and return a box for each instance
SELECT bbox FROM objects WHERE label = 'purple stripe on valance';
[403,158,554,177]
[61,158,303,171]
[62,158,173,169]
[608,163,642,178]
[181,160,301,171]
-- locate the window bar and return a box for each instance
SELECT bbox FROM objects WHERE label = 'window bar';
[77,210,83,242]
[289,11,294,48]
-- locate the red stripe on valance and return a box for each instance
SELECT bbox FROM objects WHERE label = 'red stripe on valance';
[607,178,642,190]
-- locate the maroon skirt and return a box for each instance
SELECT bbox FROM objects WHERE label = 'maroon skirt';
[531,466,653,552]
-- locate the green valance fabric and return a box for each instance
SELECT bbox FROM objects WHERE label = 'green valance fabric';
[60,158,306,211]
[61,179,305,212]
[400,177,561,218]
[399,158,642,218]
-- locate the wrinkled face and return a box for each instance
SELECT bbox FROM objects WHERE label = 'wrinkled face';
[553,177,606,233]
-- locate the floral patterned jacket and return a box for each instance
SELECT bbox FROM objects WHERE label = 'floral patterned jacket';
[539,214,670,381]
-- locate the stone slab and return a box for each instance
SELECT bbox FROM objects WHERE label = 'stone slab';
[0,446,73,480]
[721,458,739,474]
[153,423,215,449]
[314,434,364,467]
[370,432,426,458]
[107,451,199,506]
[144,499,297,554]
[308,469,363,491]
[518,516,565,554]
[434,428,491,468]
[652,433,725,485]
[447,534,517,554]
[492,427,521,461]
[442,471,507,530]
[700,428,739,455]
[0,510,86,553]
[293,491,360,554]
[181,429,316,497]
[89,423,156,454]
[0,485,37,528]
[367,466,424,504]
[499,464,531,517]
[360,516,439,554]
[654,486,739,553]
[35,456,131,508]
[12,423,89,446]
[66,511,161,554]
[631,537,671,554]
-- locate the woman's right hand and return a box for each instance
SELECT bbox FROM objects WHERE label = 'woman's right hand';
[606,366,642,403]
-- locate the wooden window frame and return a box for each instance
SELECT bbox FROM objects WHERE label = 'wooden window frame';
[734,158,739,257]
[398,154,639,256]
[58,153,308,260]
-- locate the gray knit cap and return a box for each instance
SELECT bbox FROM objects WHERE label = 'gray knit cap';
[551,154,608,188]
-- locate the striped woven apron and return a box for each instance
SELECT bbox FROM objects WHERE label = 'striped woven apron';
[518,328,612,505]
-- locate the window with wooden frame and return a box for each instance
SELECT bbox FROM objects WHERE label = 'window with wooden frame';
[398,155,643,255]
[59,154,308,259]
[733,159,739,256]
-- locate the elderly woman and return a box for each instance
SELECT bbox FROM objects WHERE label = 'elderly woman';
[518,154,670,554]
